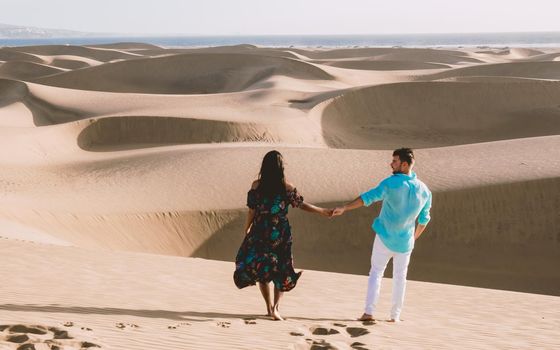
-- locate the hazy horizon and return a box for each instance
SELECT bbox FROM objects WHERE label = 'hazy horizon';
[3,22,560,37]
[2,0,560,36]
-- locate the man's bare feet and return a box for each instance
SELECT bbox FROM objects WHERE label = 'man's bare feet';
[357,313,375,321]
[271,305,284,321]
[266,305,273,317]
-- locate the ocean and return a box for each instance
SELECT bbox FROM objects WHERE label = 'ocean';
[1,32,560,48]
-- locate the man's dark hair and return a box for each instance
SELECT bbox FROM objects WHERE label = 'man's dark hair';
[393,148,414,165]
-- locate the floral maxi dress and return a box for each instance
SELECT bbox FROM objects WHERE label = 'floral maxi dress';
[233,188,304,292]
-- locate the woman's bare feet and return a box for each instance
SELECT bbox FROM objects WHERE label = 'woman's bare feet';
[357,313,375,321]
[271,305,284,321]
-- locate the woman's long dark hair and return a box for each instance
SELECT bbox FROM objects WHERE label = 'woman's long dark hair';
[257,150,286,199]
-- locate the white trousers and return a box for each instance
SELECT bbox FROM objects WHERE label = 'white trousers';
[364,236,412,319]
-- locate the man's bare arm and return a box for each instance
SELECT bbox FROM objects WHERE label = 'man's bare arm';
[332,196,365,216]
[414,224,427,240]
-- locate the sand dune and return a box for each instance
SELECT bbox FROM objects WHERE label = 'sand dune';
[1,44,559,349]
[0,78,81,126]
[0,60,66,80]
[474,48,544,58]
[34,53,334,93]
[433,76,550,83]
[132,45,300,59]
[1,136,558,294]
[0,48,44,63]
[0,80,336,131]
[1,136,557,210]
[85,42,163,50]
[319,80,560,149]
[519,52,560,62]
[5,45,142,62]
[502,47,544,58]
[77,116,324,150]
[374,51,483,64]
[45,55,102,69]
[421,61,560,80]
[311,59,451,71]
[48,58,91,69]
[291,47,481,64]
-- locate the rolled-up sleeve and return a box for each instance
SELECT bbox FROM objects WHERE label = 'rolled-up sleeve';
[417,191,432,225]
[360,181,386,207]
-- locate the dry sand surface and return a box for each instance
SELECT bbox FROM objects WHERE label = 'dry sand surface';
[1,239,559,350]
[0,43,559,349]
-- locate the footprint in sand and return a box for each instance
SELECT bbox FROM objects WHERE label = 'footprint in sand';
[332,323,347,328]
[62,322,92,332]
[115,323,139,330]
[0,324,101,349]
[243,318,257,325]
[167,322,191,329]
[216,321,231,328]
[350,341,369,350]
[310,326,340,336]
[346,327,370,338]
[291,326,340,350]
[308,339,337,350]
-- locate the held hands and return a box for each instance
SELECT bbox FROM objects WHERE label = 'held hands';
[331,206,345,217]
[320,206,345,218]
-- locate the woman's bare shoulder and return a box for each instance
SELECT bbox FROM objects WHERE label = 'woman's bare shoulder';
[251,180,260,190]
[285,182,296,191]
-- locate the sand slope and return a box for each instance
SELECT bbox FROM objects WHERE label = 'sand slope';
[0,239,558,350]
[421,61,560,80]
[319,80,560,149]
[0,61,65,80]
[34,53,334,94]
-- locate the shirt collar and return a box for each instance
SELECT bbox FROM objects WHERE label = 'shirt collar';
[394,171,416,179]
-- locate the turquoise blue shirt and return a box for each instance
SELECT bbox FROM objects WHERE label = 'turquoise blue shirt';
[360,171,432,253]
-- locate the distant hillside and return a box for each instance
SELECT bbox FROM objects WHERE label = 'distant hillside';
[0,23,97,38]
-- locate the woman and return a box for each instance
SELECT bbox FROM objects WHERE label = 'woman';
[233,150,331,320]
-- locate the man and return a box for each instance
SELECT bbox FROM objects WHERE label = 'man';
[332,148,432,322]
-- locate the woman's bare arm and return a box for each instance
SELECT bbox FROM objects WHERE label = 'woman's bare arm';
[244,209,256,234]
[244,179,259,234]
[300,202,331,217]
[284,181,331,217]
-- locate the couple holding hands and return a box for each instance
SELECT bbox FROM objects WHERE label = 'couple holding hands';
[234,148,432,322]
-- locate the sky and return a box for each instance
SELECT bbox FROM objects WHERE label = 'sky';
[1,0,560,35]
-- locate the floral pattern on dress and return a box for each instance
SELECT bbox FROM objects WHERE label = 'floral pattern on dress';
[233,187,304,292]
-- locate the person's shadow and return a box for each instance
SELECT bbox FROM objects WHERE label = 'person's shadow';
[0,304,356,322]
